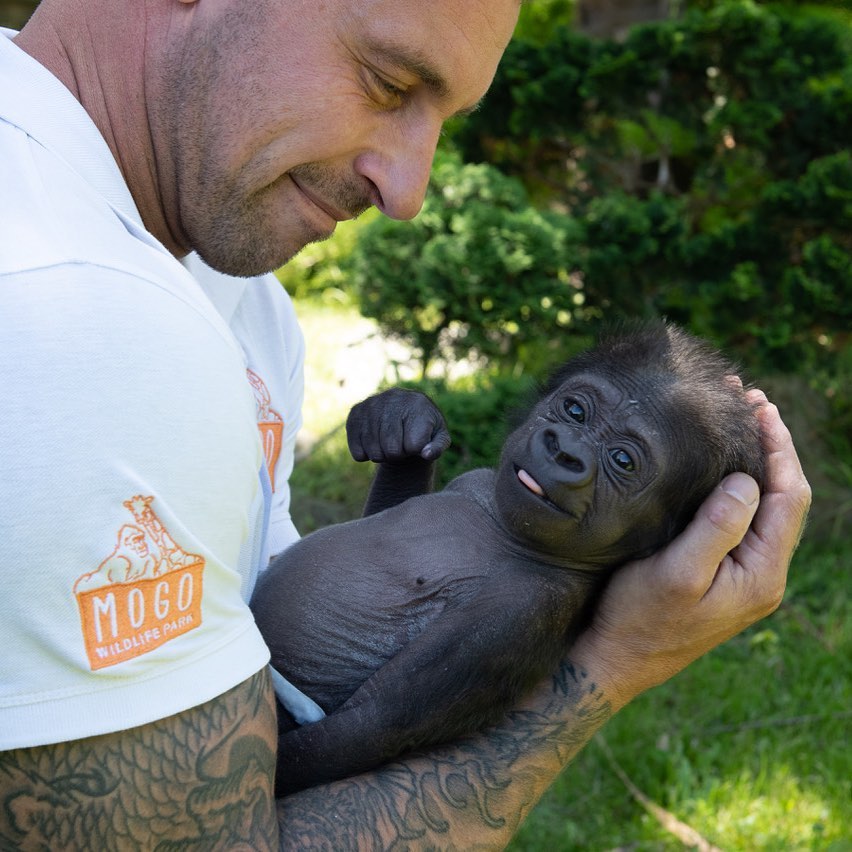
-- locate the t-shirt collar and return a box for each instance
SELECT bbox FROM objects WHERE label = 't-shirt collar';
[0,28,144,230]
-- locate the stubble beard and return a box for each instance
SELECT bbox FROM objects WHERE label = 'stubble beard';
[184,161,372,279]
[152,4,371,278]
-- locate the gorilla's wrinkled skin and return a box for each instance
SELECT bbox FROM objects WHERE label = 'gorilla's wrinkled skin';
[250,322,765,795]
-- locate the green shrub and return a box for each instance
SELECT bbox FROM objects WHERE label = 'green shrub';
[451,1,852,377]
[276,210,380,305]
[349,152,591,376]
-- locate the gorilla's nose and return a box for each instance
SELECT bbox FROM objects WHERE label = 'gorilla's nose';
[542,426,596,487]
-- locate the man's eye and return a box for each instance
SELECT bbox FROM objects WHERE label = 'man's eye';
[369,69,406,106]
[610,448,635,472]
[563,400,585,423]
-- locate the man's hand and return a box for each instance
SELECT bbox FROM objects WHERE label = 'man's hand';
[571,390,811,710]
[346,388,451,463]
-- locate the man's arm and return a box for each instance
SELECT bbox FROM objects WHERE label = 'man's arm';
[0,670,279,851]
[276,392,810,849]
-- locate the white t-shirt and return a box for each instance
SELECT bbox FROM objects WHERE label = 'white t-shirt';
[0,30,301,749]
[183,255,305,564]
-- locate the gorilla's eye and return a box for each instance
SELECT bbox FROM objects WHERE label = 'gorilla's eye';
[610,448,635,471]
[563,400,585,423]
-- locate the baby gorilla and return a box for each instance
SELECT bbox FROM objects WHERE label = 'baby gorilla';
[251,321,765,795]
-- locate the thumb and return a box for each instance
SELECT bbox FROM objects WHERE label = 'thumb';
[421,424,452,460]
[659,473,760,597]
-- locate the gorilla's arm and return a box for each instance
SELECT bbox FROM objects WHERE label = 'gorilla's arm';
[346,388,450,516]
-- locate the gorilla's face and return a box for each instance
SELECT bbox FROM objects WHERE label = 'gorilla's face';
[494,372,683,564]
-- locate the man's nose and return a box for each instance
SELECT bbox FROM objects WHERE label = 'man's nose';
[354,115,442,221]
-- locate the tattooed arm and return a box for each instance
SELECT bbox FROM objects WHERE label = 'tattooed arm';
[0,669,279,851]
[276,659,608,851]
[276,397,810,850]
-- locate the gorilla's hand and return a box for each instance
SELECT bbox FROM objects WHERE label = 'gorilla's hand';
[347,388,451,464]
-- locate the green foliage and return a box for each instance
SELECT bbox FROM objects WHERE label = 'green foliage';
[513,0,577,47]
[349,151,591,375]
[580,190,688,317]
[276,211,380,305]
[451,1,852,378]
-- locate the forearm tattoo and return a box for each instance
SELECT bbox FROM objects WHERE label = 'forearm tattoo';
[0,669,278,851]
[277,660,612,851]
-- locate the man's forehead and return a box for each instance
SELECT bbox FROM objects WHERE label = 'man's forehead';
[348,0,519,102]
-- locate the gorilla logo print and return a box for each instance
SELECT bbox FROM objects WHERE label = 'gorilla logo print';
[74,496,205,670]
[247,368,284,491]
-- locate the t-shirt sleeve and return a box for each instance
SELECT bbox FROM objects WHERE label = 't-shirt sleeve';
[0,262,271,750]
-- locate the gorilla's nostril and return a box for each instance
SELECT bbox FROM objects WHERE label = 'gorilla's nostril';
[556,452,584,473]
[545,430,586,473]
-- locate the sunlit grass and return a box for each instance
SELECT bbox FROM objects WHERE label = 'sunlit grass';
[691,766,839,850]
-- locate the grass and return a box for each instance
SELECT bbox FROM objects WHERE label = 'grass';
[289,297,852,851]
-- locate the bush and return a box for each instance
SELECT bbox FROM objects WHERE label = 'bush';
[451,1,852,377]
[276,211,380,305]
[349,152,592,376]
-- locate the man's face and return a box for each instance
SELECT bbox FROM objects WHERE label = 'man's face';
[149,0,519,276]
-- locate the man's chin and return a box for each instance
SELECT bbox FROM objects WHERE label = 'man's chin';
[193,228,334,278]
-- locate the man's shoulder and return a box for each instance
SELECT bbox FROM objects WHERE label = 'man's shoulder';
[0,120,241,349]
[1,117,139,277]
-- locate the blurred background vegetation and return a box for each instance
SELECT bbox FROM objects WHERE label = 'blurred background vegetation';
[6,0,849,848]
[282,0,851,534]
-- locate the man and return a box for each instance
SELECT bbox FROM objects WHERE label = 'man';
[0,0,810,848]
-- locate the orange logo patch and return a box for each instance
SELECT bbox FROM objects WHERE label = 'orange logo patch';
[74,496,205,670]
[247,368,284,491]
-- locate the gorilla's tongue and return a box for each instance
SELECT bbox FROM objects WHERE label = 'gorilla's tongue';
[517,468,545,497]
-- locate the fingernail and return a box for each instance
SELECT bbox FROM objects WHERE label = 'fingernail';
[721,475,759,506]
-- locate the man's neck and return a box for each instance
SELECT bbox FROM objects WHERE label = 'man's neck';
[14,0,186,257]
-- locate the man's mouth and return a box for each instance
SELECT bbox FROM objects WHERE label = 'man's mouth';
[289,175,351,222]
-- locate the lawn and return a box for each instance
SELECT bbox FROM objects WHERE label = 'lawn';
[290,298,851,851]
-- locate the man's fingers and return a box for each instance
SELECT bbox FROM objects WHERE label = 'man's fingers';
[755,395,810,498]
[750,395,811,547]
[658,473,760,599]
[716,397,811,617]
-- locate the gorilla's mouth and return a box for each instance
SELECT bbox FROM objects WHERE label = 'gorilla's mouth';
[515,467,574,516]
[517,468,545,497]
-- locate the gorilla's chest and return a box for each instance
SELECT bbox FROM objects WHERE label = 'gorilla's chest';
[263,492,506,711]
